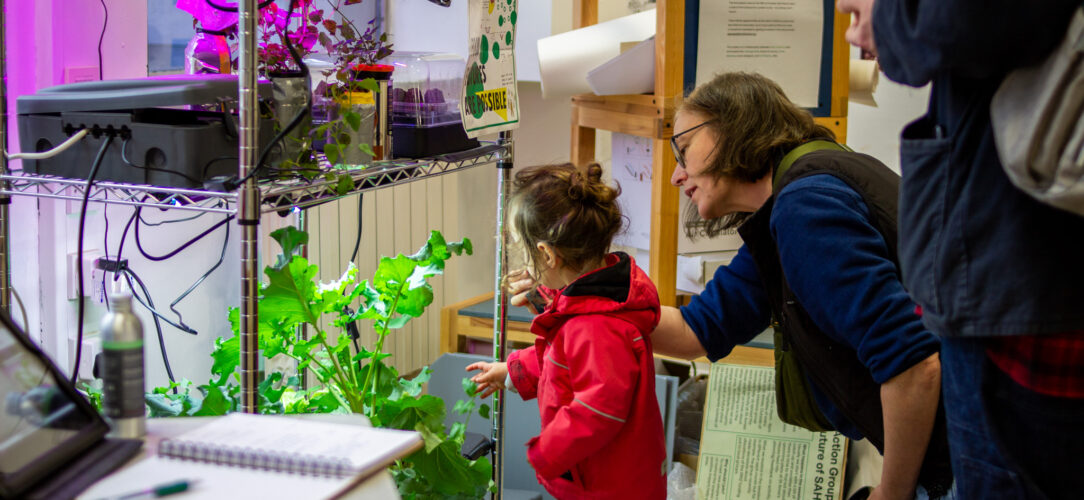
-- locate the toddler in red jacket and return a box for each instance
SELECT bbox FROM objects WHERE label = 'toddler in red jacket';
[467,163,667,500]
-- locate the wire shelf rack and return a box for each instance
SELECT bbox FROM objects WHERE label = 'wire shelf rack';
[0,143,504,215]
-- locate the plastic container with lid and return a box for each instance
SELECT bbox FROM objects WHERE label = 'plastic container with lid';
[389,52,468,128]
[387,52,479,157]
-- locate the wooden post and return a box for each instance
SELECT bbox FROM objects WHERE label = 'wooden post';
[649,0,684,307]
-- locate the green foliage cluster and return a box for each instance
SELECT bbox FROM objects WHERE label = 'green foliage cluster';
[141,227,492,498]
[257,0,395,179]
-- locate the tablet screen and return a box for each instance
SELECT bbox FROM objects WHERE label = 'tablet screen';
[0,316,103,479]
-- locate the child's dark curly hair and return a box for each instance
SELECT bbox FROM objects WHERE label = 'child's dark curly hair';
[510,162,623,277]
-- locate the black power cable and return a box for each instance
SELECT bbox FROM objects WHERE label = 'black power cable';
[167,213,231,334]
[102,203,111,312]
[350,193,364,263]
[120,138,202,186]
[121,268,176,390]
[113,205,229,335]
[134,209,235,262]
[98,0,107,81]
[72,135,114,385]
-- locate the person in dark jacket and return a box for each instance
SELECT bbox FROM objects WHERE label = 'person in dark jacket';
[837,1,1084,498]
[467,163,667,500]
[649,72,952,499]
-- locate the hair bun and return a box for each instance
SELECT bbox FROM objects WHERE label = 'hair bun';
[585,163,604,183]
[567,184,585,200]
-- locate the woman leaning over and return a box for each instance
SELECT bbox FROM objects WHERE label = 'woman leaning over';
[508,72,955,500]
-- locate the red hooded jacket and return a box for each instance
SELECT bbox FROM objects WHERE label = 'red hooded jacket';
[507,252,666,500]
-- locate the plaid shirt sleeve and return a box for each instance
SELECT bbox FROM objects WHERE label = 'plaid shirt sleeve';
[986,331,1084,398]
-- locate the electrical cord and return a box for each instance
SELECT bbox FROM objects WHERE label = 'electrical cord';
[5,129,89,160]
[134,208,235,262]
[202,156,238,179]
[102,203,111,312]
[348,192,365,365]
[120,139,202,185]
[137,204,221,226]
[350,193,364,262]
[114,208,138,278]
[121,268,177,390]
[72,136,113,385]
[109,207,197,335]
[167,213,231,334]
[11,286,28,334]
[98,0,107,81]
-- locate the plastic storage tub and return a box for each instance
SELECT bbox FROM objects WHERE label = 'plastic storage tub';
[388,52,479,158]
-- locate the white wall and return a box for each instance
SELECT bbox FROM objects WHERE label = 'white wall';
[846,67,930,173]
[7,0,152,379]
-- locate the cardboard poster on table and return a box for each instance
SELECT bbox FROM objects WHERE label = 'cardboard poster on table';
[697,362,847,500]
[461,0,521,137]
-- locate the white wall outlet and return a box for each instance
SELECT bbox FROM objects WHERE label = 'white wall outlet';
[107,273,128,296]
[67,250,102,300]
[64,66,99,84]
[91,268,107,305]
[70,334,102,381]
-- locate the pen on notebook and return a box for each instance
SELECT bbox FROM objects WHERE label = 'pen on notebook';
[97,479,198,500]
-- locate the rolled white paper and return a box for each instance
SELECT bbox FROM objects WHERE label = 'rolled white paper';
[537,10,657,98]
[849,59,880,107]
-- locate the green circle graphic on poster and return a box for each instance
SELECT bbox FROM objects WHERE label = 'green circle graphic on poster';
[480,35,489,64]
[465,62,485,119]
[511,11,517,25]
[492,41,500,59]
[498,15,504,26]
[505,31,512,45]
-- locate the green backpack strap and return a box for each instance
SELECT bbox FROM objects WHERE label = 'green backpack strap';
[773,140,851,193]
[768,139,851,433]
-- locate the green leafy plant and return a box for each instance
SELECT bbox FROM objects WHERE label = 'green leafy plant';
[310,10,393,169]
[257,0,393,176]
[139,227,491,498]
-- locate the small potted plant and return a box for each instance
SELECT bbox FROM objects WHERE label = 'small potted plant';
[248,0,394,191]
[313,15,395,166]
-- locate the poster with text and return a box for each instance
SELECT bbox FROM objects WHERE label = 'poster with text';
[461,0,520,137]
[695,0,824,107]
[698,363,847,500]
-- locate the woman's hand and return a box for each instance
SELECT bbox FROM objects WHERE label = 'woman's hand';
[465,361,509,398]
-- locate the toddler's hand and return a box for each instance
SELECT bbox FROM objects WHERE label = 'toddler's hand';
[506,269,550,314]
[465,361,509,398]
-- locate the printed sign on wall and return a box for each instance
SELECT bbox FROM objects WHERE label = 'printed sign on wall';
[461,0,520,137]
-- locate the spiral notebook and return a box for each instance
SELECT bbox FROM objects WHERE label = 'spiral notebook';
[81,414,422,499]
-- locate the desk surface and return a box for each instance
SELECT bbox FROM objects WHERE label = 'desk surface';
[80,415,400,500]
[457,294,775,349]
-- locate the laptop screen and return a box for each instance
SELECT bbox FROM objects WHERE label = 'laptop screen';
[0,311,109,494]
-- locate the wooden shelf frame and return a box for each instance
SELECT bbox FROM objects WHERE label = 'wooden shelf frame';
[569,1,851,306]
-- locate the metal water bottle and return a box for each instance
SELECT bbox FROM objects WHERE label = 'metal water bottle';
[100,294,145,438]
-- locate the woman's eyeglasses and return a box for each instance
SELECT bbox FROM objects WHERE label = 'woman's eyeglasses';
[670,120,714,167]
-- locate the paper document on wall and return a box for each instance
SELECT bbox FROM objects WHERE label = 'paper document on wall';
[695,0,823,107]
[612,133,654,250]
[461,0,520,137]
[697,363,847,500]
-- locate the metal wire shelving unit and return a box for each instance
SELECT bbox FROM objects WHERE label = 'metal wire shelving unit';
[0,144,506,215]
[0,0,514,495]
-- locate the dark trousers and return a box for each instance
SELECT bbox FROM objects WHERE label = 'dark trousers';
[941,337,1084,499]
